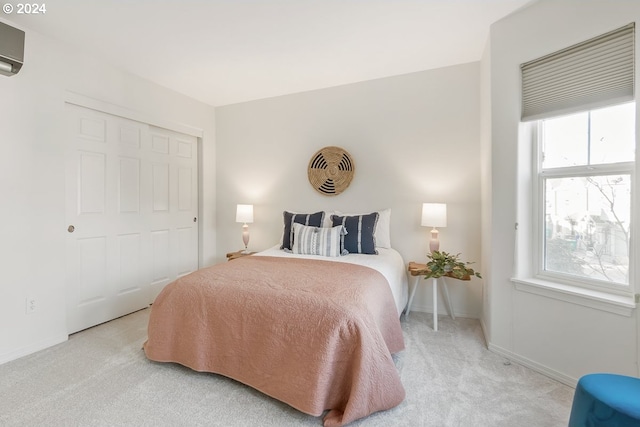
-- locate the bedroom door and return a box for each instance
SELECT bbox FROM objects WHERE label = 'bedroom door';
[65,104,198,334]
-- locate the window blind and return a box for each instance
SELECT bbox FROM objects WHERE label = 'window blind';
[521,23,635,121]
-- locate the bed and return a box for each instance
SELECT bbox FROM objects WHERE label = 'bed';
[143,210,409,426]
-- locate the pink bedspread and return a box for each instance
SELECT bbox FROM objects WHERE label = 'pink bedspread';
[143,255,405,426]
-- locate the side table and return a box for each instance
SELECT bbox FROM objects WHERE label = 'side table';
[406,262,468,331]
[226,250,257,261]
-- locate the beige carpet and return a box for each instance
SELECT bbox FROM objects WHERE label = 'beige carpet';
[0,308,574,426]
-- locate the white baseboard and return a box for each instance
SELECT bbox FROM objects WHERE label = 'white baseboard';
[487,342,578,388]
[414,309,577,389]
[0,334,68,365]
[408,303,478,319]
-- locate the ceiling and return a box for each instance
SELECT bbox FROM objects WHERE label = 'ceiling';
[8,0,532,107]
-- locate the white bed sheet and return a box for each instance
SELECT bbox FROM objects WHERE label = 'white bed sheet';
[255,245,409,317]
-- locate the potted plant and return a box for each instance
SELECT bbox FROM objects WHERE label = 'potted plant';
[423,251,482,280]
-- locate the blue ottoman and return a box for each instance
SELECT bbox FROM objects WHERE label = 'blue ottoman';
[569,373,640,427]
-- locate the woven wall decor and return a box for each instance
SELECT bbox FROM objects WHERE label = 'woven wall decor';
[307,146,355,196]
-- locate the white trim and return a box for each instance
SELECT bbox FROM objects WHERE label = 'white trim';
[512,276,635,316]
[532,122,542,280]
[488,341,578,388]
[406,302,478,319]
[541,162,635,178]
[482,316,578,389]
[65,91,204,138]
[0,334,68,365]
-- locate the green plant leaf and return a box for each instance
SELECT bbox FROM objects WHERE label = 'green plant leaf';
[423,251,482,280]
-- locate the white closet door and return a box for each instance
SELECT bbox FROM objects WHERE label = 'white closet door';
[65,104,198,333]
[148,125,199,302]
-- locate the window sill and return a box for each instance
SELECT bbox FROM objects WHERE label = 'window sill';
[511,277,636,317]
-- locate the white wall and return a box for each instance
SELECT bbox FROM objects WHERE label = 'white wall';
[216,63,483,318]
[0,18,216,363]
[484,0,640,385]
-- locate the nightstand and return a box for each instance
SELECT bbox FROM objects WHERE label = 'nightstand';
[406,262,468,331]
[226,250,257,261]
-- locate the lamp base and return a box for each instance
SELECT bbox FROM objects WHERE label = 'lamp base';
[241,224,250,253]
[429,228,440,253]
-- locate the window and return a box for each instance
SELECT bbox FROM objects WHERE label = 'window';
[518,24,636,303]
[537,102,635,290]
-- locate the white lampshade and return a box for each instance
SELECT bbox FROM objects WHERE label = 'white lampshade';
[236,204,254,224]
[421,203,447,228]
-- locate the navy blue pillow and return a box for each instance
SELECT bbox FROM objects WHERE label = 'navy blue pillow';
[281,211,325,251]
[331,212,379,255]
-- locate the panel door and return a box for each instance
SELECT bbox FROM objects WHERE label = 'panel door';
[65,104,198,333]
[148,126,199,301]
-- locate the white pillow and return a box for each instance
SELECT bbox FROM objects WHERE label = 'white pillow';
[328,208,391,248]
[292,223,344,257]
[374,208,391,248]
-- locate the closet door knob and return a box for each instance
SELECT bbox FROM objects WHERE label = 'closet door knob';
[68,225,75,233]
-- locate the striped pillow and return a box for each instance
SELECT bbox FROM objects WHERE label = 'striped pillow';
[281,211,325,251]
[331,212,379,255]
[292,223,343,257]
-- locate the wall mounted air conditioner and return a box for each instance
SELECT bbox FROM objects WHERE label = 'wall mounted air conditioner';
[0,21,25,76]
